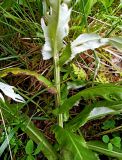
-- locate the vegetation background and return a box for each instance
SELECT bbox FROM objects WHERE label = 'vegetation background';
[0,0,122,159]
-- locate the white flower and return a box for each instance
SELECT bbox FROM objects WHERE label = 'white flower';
[41,3,71,60]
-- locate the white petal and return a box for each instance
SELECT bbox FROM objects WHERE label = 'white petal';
[58,3,72,39]
[70,33,109,61]
[41,19,52,60]
[71,33,100,47]
[41,3,71,60]
[0,82,25,103]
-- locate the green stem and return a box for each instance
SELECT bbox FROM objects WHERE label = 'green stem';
[54,52,63,128]
[52,0,63,128]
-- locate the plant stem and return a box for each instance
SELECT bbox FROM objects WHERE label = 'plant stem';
[52,0,63,128]
[54,53,63,128]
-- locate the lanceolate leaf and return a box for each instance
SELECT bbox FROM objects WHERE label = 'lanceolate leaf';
[53,126,98,160]
[22,116,58,160]
[87,141,122,159]
[65,100,122,131]
[41,1,71,60]
[25,140,34,155]
[0,68,56,94]
[65,104,94,131]
[59,84,122,113]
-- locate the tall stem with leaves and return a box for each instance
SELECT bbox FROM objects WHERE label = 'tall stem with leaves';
[51,1,63,127]
[41,0,71,127]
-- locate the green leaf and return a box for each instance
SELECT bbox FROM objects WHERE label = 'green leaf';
[53,126,98,160]
[111,137,121,148]
[109,37,122,51]
[59,84,122,113]
[33,143,43,155]
[102,120,116,130]
[59,149,73,160]
[22,116,58,160]
[102,135,110,144]
[0,68,57,94]
[25,140,34,155]
[65,100,122,131]
[27,155,35,160]
[108,143,113,151]
[87,141,122,159]
[65,104,94,131]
